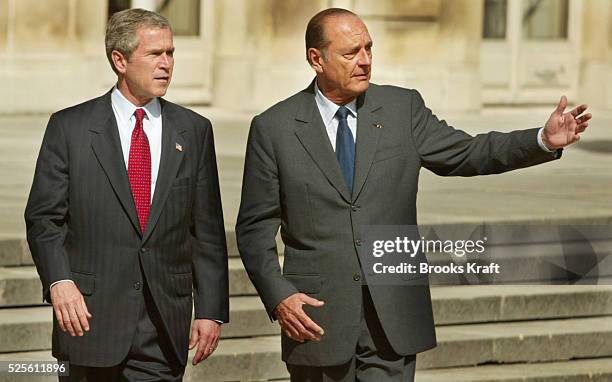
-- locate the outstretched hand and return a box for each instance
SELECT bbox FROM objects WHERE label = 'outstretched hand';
[542,96,591,150]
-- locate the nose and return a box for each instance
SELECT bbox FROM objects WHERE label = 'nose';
[159,53,172,69]
[357,48,371,67]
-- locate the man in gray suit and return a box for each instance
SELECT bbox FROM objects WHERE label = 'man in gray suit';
[25,9,228,381]
[236,8,591,382]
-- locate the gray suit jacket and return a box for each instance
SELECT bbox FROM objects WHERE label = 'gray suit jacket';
[25,90,229,367]
[236,82,559,366]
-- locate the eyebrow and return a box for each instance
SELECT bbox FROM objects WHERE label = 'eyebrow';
[148,47,175,54]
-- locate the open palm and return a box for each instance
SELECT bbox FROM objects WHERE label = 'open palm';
[542,96,591,150]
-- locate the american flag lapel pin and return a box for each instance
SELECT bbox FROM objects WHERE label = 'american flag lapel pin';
[175,143,183,152]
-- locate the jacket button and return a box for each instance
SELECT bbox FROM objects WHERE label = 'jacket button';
[353,273,361,281]
[134,281,141,290]
[351,205,358,212]
[140,248,147,254]
[355,239,362,246]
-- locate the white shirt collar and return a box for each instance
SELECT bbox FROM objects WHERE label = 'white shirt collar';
[314,80,357,125]
[111,86,161,125]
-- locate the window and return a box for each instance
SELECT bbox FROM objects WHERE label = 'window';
[107,0,200,36]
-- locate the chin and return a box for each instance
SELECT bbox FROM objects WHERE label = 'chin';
[351,81,370,95]
[153,87,169,97]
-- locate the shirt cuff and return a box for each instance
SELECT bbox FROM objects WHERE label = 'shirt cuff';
[49,279,74,289]
[537,127,553,152]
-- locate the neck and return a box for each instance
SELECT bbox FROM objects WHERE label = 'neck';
[316,78,356,106]
[116,78,152,107]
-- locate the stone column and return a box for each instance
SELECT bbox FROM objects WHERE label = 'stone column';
[580,0,612,109]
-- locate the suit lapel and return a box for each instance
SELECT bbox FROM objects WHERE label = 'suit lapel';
[142,99,185,243]
[294,88,352,203]
[353,89,384,200]
[89,92,142,235]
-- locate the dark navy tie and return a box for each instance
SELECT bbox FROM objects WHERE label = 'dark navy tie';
[335,106,355,192]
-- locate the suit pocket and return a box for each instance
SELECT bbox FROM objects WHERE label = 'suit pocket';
[374,145,404,163]
[71,271,95,296]
[284,273,322,294]
[173,273,193,296]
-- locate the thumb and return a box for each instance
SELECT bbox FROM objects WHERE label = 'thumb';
[301,294,324,307]
[188,327,198,349]
[555,95,567,114]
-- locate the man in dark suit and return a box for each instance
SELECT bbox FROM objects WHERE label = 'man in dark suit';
[25,8,228,381]
[235,8,591,382]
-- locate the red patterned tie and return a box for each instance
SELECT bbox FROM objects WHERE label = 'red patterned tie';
[128,108,151,233]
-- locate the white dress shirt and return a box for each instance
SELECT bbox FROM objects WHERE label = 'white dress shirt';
[314,81,358,151]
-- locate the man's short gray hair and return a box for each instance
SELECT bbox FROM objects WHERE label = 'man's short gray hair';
[105,8,172,74]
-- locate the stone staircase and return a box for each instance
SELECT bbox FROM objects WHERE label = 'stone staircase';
[1,234,612,382]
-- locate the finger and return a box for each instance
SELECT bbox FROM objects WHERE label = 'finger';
[281,317,305,342]
[297,311,324,337]
[62,307,76,336]
[575,123,588,133]
[300,295,324,308]
[288,314,317,341]
[68,305,84,336]
[54,306,66,332]
[569,104,588,117]
[75,303,90,332]
[197,335,213,363]
[188,327,199,349]
[576,113,592,124]
[192,345,205,366]
[82,300,92,319]
[555,95,567,114]
[192,333,209,365]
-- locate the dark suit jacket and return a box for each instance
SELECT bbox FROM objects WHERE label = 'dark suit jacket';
[235,82,560,366]
[25,90,229,367]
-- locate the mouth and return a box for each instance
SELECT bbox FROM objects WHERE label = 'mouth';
[154,76,170,82]
[353,73,370,80]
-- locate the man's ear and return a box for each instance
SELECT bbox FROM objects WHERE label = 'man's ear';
[308,48,325,74]
[111,50,128,75]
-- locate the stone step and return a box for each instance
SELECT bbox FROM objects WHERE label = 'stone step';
[415,358,612,382]
[0,240,30,267]
[0,307,52,353]
[417,315,612,369]
[430,285,612,325]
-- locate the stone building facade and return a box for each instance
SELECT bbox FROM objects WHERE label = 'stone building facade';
[0,0,610,114]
